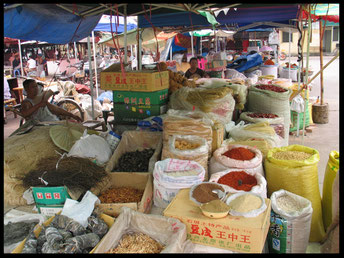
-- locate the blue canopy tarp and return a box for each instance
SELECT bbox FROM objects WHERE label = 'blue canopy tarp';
[138,11,215,28]
[4,4,102,44]
[93,15,137,32]
[216,5,299,29]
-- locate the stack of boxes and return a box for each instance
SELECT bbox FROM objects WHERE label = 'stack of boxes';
[100,64,170,124]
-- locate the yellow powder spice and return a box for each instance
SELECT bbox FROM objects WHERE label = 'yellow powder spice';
[201,199,230,213]
[228,194,262,213]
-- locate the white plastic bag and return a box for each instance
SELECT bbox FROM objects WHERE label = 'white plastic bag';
[209,169,267,198]
[290,94,305,113]
[68,129,112,165]
[78,94,103,119]
[209,144,264,176]
[61,191,100,228]
[268,189,313,253]
[153,158,205,208]
[224,69,247,80]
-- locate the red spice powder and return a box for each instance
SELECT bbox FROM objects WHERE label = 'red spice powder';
[223,147,256,161]
[218,171,257,191]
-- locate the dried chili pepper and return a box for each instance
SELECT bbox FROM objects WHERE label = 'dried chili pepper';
[255,84,287,93]
[218,171,257,191]
[222,147,256,161]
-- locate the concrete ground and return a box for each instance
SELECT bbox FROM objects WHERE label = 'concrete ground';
[3,55,339,253]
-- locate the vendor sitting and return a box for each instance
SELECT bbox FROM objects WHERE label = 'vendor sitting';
[20,79,82,123]
[184,57,209,79]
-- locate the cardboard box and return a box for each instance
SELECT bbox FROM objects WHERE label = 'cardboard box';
[95,172,153,217]
[32,186,71,216]
[12,212,114,253]
[205,60,227,71]
[100,63,169,92]
[113,89,169,105]
[105,131,162,173]
[113,103,168,124]
[163,189,271,253]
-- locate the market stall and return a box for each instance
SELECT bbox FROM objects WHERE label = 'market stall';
[3,3,339,254]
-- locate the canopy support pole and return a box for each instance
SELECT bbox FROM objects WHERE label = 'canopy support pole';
[74,42,78,60]
[67,43,70,60]
[92,31,99,99]
[87,36,95,120]
[124,5,128,64]
[319,19,324,105]
[200,36,202,56]
[288,28,291,79]
[18,39,24,76]
[302,5,312,144]
[191,32,194,57]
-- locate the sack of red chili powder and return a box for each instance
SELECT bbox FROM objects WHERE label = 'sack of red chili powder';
[209,144,264,177]
[209,170,267,198]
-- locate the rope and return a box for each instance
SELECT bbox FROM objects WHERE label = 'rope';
[141,4,163,86]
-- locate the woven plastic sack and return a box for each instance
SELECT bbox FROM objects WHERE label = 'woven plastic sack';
[223,138,273,158]
[153,158,205,208]
[239,112,285,140]
[322,150,339,230]
[209,144,264,176]
[247,84,292,146]
[209,169,267,198]
[264,145,325,242]
[162,135,209,180]
[93,207,194,253]
[268,189,313,253]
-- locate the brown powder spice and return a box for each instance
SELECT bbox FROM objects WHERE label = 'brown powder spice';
[99,187,144,203]
[192,183,224,203]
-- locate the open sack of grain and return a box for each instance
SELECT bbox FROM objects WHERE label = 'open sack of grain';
[161,135,209,179]
[264,145,325,242]
[92,207,194,253]
[268,189,313,253]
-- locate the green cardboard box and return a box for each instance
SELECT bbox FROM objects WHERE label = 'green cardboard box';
[113,89,169,105]
[32,186,71,216]
[113,103,167,124]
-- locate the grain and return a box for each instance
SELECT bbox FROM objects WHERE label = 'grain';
[228,194,262,213]
[107,233,164,253]
[272,151,312,161]
[276,195,303,213]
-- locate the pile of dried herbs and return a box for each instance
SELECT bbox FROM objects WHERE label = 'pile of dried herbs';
[20,156,108,194]
[113,148,155,172]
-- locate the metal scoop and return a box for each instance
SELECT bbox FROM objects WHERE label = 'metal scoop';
[212,189,228,202]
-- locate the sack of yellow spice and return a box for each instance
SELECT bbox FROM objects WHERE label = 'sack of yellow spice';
[264,144,325,242]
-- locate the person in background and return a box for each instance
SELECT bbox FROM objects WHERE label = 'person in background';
[12,54,21,77]
[4,75,12,124]
[36,54,45,78]
[184,57,209,79]
[20,79,82,123]
[26,55,37,76]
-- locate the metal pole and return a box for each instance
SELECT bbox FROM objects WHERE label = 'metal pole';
[288,28,291,79]
[92,31,98,99]
[138,29,142,70]
[74,42,78,60]
[124,5,128,64]
[67,43,70,60]
[200,36,202,56]
[170,42,173,61]
[87,36,95,120]
[18,39,24,76]
[191,32,194,57]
